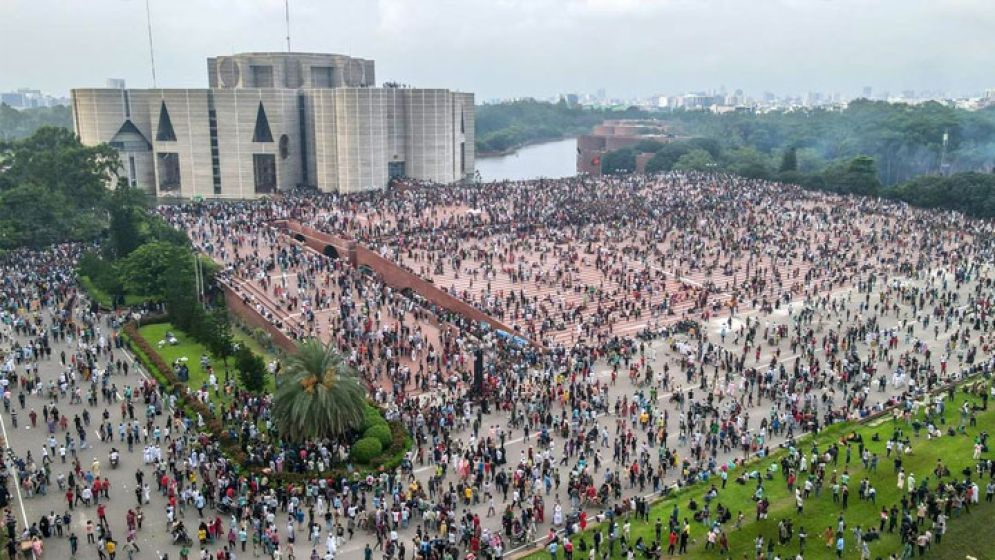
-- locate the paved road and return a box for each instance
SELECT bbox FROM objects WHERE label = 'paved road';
[0,266,983,560]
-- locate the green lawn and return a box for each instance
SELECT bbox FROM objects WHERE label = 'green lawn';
[138,322,276,404]
[524,384,994,560]
[139,322,220,393]
[924,498,994,559]
[231,324,282,365]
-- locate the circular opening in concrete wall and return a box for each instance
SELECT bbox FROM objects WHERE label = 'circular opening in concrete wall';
[323,245,339,259]
[218,57,240,87]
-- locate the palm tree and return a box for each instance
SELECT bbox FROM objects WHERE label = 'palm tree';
[272,339,366,443]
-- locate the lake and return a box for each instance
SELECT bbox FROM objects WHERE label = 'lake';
[475,138,577,182]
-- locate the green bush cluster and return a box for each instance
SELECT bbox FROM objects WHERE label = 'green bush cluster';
[363,423,392,448]
[350,437,383,463]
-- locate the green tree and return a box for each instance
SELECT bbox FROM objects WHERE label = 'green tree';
[673,149,716,172]
[272,339,367,443]
[779,146,798,173]
[726,146,771,179]
[0,104,73,140]
[0,127,120,249]
[601,147,637,175]
[632,140,665,153]
[0,182,75,248]
[834,155,881,196]
[206,304,235,373]
[645,143,692,174]
[161,255,202,334]
[107,185,149,259]
[235,345,268,394]
[120,242,192,297]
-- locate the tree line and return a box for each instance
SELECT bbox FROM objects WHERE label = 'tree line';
[598,100,995,218]
[0,103,73,141]
[476,99,650,154]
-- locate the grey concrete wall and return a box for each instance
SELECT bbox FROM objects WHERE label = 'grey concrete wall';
[71,54,475,198]
[212,89,303,198]
[72,89,156,192]
[207,53,375,90]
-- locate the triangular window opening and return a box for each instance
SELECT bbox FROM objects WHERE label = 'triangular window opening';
[155,102,177,142]
[253,102,274,142]
[110,120,152,151]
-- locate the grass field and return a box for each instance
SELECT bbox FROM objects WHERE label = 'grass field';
[138,322,275,401]
[923,497,994,559]
[231,324,283,365]
[522,383,994,560]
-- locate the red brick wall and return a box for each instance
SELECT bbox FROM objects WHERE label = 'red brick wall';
[275,221,535,345]
[577,149,603,175]
[352,245,525,338]
[577,135,606,151]
[274,220,357,266]
[220,281,299,354]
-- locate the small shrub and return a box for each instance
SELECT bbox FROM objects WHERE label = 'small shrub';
[361,403,387,432]
[364,424,392,448]
[350,437,383,464]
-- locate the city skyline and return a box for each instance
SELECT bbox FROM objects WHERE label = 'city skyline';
[2,0,994,102]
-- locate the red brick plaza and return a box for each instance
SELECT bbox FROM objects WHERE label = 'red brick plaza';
[169,173,984,395]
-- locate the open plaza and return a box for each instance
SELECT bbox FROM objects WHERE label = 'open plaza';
[3,172,995,560]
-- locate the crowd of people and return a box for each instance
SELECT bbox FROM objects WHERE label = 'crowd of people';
[2,172,995,560]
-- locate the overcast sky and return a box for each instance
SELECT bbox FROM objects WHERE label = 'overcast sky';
[1,0,993,101]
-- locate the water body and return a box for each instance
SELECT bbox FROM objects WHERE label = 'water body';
[475,138,577,182]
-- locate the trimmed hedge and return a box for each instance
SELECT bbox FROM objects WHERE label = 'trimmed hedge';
[367,421,413,470]
[364,423,392,448]
[361,403,387,432]
[350,437,383,464]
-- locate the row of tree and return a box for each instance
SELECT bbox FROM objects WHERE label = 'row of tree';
[0,127,122,249]
[476,99,649,154]
[0,104,73,141]
[601,135,995,217]
[77,184,271,392]
[657,100,995,185]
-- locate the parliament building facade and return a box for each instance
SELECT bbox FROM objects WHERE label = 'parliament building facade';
[71,52,475,198]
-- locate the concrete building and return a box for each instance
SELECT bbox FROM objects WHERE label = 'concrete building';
[71,52,474,198]
[576,120,677,175]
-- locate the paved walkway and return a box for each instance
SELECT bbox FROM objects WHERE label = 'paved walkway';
[2,264,983,560]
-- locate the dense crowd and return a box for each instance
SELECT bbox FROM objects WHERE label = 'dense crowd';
[2,173,995,560]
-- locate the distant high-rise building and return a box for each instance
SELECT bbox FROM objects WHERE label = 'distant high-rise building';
[862,86,873,98]
[106,79,127,90]
[0,88,67,109]
[0,92,26,108]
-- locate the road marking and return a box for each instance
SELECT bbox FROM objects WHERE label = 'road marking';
[0,393,31,530]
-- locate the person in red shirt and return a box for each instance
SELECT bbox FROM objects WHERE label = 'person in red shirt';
[97,503,107,528]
